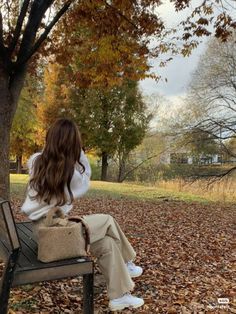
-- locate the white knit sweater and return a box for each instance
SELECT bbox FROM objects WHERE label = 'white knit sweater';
[21,150,91,221]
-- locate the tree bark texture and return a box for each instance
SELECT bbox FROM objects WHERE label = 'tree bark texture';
[0,65,26,199]
[101,152,108,181]
[0,68,12,200]
[117,156,126,183]
[16,155,23,174]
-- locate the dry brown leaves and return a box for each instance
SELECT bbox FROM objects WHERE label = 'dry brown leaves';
[4,197,236,313]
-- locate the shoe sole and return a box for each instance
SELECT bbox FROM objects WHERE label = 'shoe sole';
[109,300,144,311]
[130,270,143,278]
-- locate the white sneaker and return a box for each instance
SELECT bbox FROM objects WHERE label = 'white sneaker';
[109,293,144,311]
[126,261,143,278]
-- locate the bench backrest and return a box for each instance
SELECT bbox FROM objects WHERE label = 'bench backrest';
[0,199,20,297]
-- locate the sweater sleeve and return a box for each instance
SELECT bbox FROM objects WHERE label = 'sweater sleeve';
[78,150,92,178]
[27,152,42,176]
[70,151,91,199]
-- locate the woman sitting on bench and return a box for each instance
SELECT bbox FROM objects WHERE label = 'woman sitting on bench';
[21,118,144,311]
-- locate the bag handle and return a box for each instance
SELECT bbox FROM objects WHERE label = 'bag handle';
[69,216,91,253]
[45,207,65,227]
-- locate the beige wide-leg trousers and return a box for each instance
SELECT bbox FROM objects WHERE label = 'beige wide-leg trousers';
[33,214,136,300]
[82,214,136,299]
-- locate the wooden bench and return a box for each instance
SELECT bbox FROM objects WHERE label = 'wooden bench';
[0,199,94,314]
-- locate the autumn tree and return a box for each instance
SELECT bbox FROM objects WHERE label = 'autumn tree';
[10,77,39,173]
[36,63,74,142]
[0,0,235,198]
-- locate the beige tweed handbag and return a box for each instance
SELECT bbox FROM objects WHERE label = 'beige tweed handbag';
[37,207,90,263]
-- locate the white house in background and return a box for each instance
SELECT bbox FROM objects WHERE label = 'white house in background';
[171,153,221,165]
[152,133,227,165]
[159,150,222,165]
[135,133,236,166]
[158,140,223,165]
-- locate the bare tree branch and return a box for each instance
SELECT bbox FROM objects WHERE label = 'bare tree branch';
[0,11,4,51]
[8,0,31,56]
[0,11,7,63]
[15,0,74,69]
[121,149,167,182]
[6,1,12,34]
[206,118,236,134]
[194,166,236,180]
[103,0,139,30]
[220,140,236,158]
[23,0,74,64]
[15,0,55,69]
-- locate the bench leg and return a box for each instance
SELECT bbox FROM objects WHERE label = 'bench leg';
[83,273,94,314]
[0,285,10,314]
[0,267,14,314]
[0,251,19,314]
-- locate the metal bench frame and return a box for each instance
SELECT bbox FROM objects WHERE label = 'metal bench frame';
[0,199,94,314]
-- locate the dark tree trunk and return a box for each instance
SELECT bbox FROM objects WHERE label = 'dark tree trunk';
[117,157,126,183]
[0,110,11,200]
[0,68,12,200]
[16,155,23,174]
[0,65,26,199]
[101,152,108,181]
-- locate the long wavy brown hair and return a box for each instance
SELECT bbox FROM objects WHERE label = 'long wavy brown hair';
[29,118,85,206]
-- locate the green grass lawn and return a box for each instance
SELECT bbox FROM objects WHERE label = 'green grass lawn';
[10,174,29,199]
[10,174,211,203]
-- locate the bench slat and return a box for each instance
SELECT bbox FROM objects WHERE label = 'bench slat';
[16,228,37,267]
[17,252,33,268]
[17,226,37,254]
[19,222,37,245]
[1,201,20,250]
[13,260,93,286]
[0,210,11,255]
[15,223,38,268]
[0,239,10,262]
[17,223,37,247]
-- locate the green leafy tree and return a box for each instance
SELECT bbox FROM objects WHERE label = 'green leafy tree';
[113,81,152,182]
[181,128,220,163]
[69,81,151,181]
[36,63,73,143]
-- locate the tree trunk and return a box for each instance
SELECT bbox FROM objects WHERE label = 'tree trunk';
[0,65,26,199]
[101,152,108,181]
[117,156,126,182]
[0,111,12,199]
[0,69,12,200]
[16,155,23,174]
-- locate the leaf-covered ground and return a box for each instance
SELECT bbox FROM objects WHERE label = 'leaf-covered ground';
[4,197,236,313]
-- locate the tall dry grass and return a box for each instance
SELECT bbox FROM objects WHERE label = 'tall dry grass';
[157,177,236,203]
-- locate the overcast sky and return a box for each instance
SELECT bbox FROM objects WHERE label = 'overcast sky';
[139,0,208,103]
